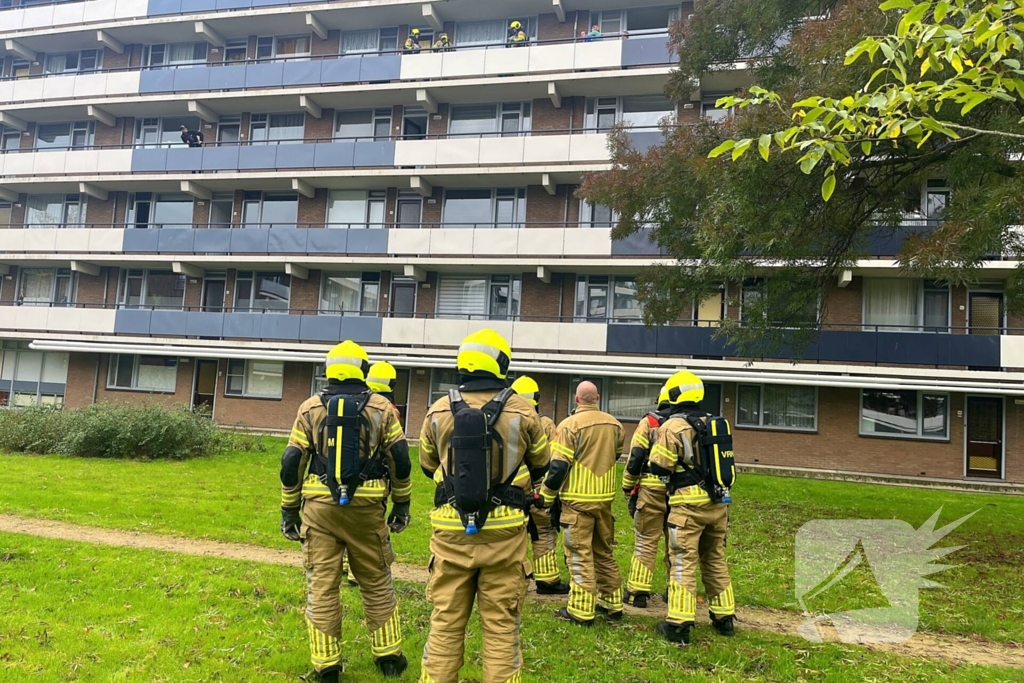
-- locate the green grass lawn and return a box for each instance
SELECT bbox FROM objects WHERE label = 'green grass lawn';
[1,532,1019,683]
[2,443,1023,644]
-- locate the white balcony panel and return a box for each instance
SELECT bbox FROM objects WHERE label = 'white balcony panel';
[393,139,437,167]
[32,152,68,175]
[517,228,566,256]
[63,150,101,175]
[528,43,575,73]
[19,4,54,30]
[42,75,77,101]
[569,133,611,162]
[104,71,141,96]
[381,317,426,346]
[440,51,485,78]
[73,73,109,99]
[58,229,93,252]
[573,41,622,69]
[0,155,4,176]
[0,81,15,105]
[114,0,149,19]
[435,138,481,166]
[399,52,443,80]
[429,229,475,255]
[523,135,570,163]
[52,2,86,26]
[14,306,50,331]
[12,79,45,103]
[87,228,126,252]
[387,228,431,255]
[510,321,553,350]
[96,149,132,173]
[91,0,119,22]
[0,230,26,250]
[558,322,607,352]
[3,153,34,176]
[0,307,16,331]
[472,228,518,255]
[483,48,531,76]
[563,228,612,255]
[2,9,25,31]
[424,319,472,347]
[21,229,59,252]
[487,321,515,344]
[1001,336,1024,369]
[478,137,525,165]
[47,307,116,334]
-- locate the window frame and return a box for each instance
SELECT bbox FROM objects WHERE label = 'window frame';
[440,187,527,228]
[225,359,285,399]
[255,34,312,61]
[435,273,521,321]
[0,342,69,409]
[15,267,76,306]
[34,121,95,152]
[106,354,178,393]
[233,271,292,313]
[585,95,676,131]
[332,108,393,141]
[579,200,618,227]
[126,191,195,229]
[739,277,820,328]
[143,42,208,68]
[448,102,532,137]
[429,368,462,405]
[319,271,381,315]
[44,49,102,75]
[859,389,950,441]
[24,193,86,228]
[861,278,951,333]
[574,274,642,323]
[115,269,187,310]
[735,383,818,432]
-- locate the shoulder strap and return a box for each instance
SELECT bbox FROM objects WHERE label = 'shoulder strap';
[481,387,515,428]
[448,388,465,416]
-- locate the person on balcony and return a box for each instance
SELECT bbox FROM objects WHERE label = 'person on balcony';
[405,28,423,53]
[180,125,204,148]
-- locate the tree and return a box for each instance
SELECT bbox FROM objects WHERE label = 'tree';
[581,0,1024,356]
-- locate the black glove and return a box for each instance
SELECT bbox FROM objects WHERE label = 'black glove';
[628,493,639,519]
[281,508,302,542]
[549,497,562,531]
[387,501,411,533]
[622,486,634,499]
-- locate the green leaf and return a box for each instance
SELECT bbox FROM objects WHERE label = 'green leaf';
[879,0,915,9]
[732,139,752,161]
[821,173,837,202]
[758,134,771,161]
[708,140,736,158]
[934,0,949,21]
[861,141,873,156]
[905,2,930,25]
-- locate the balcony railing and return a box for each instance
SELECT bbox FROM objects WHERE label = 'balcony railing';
[0,220,610,230]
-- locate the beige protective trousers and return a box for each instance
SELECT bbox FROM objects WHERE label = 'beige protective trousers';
[528,504,561,583]
[561,502,623,621]
[419,529,530,683]
[626,485,669,595]
[665,502,735,624]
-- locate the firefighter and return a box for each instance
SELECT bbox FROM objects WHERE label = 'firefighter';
[649,370,735,645]
[432,34,452,52]
[404,28,422,52]
[511,375,570,595]
[621,386,672,608]
[507,20,522,44]
[279,341,412,682]
[418,329,550,683]
[341,360,402,588]
[540,381,625,626]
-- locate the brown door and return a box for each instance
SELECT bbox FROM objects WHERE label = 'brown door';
[390,280,417,318]
[392,369,411,425]
[969,293,1003,335]
[966,397,1002,478]
[192,359,218,415]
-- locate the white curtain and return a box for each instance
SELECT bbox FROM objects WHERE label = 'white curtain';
[45,54,67,74]
[137,358,177,391]
[321,274,361,313]
[41,353,69,384]
[13,351,42,382]
[26,195,62,228]
[763,385,816,429]
[456,20,506,46]
[269,113,304,143]
[864,278,919,330]
[342,30,378,54]
[607,378,661,419]
[19,269,53,304]
[450,105,498,135]
[437,275,487,318]
[168,43,196,64]
[247,361,284,397]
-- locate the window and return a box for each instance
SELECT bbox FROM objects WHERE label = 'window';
[924,179,950,220]
[0,202,11,228]
[860,390,949,440]
[249,113,305,145]
[863,279,950,332]
[449,103,532,137]
[108,354,178,392]
[256,35,311,61]
[226,359,284,398]
[442,188,526,228]
[35,121,95,151]
[44,49,102,75]
[736,384,817,431]
[455,18,537,47]
[224,41,248,62]
[607,378,662,420]
[25,194,84,228]
[430,369,461,405]
[234,272,291,312]
[320,272,380,315]
[117,270,186,309]
[144,42,208,68]
[702,98,733,122]
[209,193,234,228]
[16,268,75,306]
[1,125,21,151]
[327,190,386,228]
[0,342,69,408]
[333,109,392,141]
[595,6,680,34]
[396,190,422,227]
[580,201,617,227]
[11,59,31,80]
[126,192,194,229]
[575,275,642,323]
[585,95,675,131]
[740,278,819,326]
[241,191,298,228]
[700,383,723,415]
[436,274,521,320]
[341,28,399,54]
[312,362,328,394]
[217,116,241,144]
[134,116,202,148]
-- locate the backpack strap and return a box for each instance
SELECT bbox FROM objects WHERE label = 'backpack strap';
[313,391,373,502]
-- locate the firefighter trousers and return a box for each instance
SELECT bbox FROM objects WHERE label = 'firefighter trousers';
[665,502,734,625]
[627,485,669,595]
[419,529,530,683]
[301,500,403,673]
[528,504,561,584]
[561,501,622,621]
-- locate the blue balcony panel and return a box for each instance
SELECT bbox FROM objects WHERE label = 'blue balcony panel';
[215,0,249,9]
[353,140,395,167]
[606,324,658,355]
[306,228,349,254]
[165,147,202,173]
[260,313,301,341]
[180,0,218,12]
[314,141,355,168]
[275,143,316,170]
[130,148,167,173]
[138,68,175,94]
[359,54,401,82]
[185,311,225,338]
[193,229,232,253]
[299,314,343,343]
[283,60,323,86]
[341,316,383,344]
[114,309,153,335]
[208,64,247,91]
[238,145,278,170]
[201,145,239,171]
[627,130,664,154]
[156,229,196,253]
[122,229,161,252]
[816,331,881,363]
[223,312,263,338]
[320,57,362,85]
[346,229,389,254]
[939,334,999,367]
[611,228,662,256]
[229,228,271,252]
[245,62,284,89]
[150,310,188,337]
[147,0,182,15]
[268,228,308,253]
[172,67,211,92]
[621,34,674,67]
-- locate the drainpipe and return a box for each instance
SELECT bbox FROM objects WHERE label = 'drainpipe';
[91,354,100,404]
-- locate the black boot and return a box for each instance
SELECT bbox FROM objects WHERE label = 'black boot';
[596,604,623,621]
[656,620,693,644]
[536,579,571,595]
[375,653,408,678]
[624,590,648,608]
[711,613,735,636]
[554,606,593,627]
[316,668,341,683]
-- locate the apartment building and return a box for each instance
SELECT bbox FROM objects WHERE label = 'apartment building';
[0,0,1020,484]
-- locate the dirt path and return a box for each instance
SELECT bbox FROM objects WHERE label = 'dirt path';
[3,514,1022,669]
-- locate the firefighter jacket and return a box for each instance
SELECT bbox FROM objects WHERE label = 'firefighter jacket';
[621,413,666,492]
[281,379,411,510]
[541,404,624,505]
[650,414,712,506]
[419,380,551,538]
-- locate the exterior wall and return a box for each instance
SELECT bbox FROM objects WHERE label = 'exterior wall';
[213,359,313,430]
[92,353,194,407]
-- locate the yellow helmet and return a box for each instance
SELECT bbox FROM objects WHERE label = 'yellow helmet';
[457,328,512,379]
[367,360,397,394]
[657,385,670,406]
[411,28,420,35]
[325,340,370,382]
[510,375,540,405]
[510,20,521,29]
[664,369,704,405]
